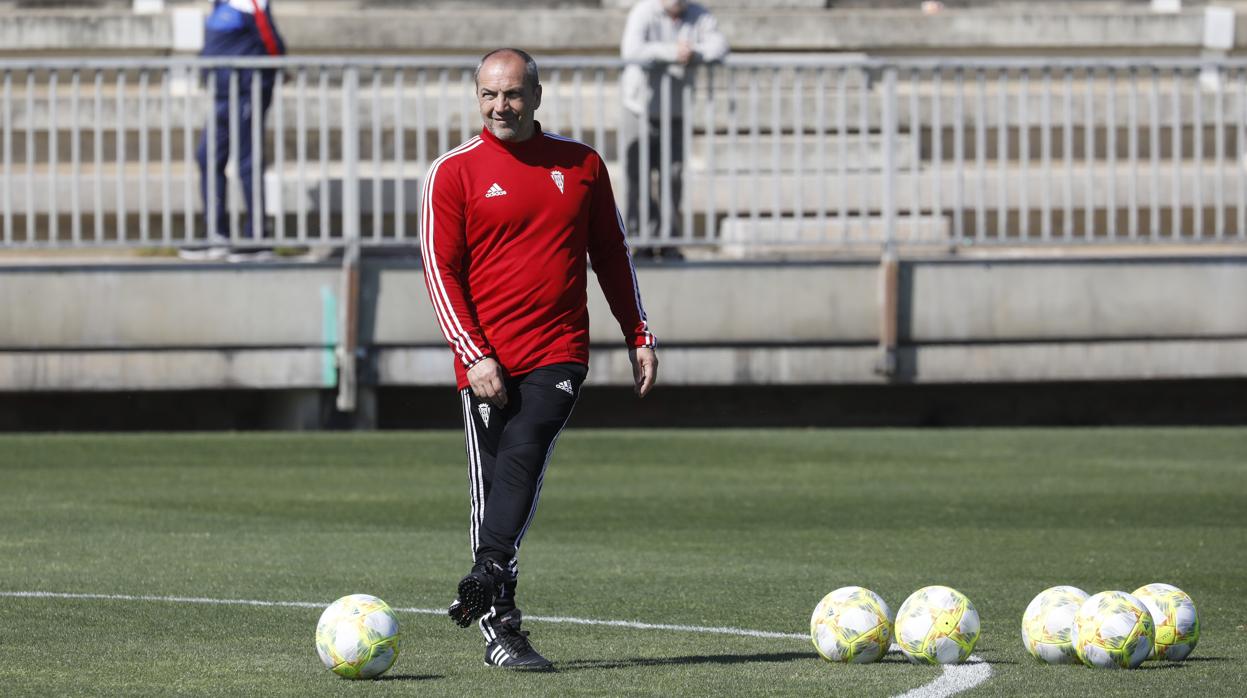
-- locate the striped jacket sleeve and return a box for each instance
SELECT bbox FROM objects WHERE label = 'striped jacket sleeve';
[420,148,494,368]
[586,152,657,349]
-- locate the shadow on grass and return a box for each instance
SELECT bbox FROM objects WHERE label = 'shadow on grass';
[557,651,816,671]
[1133,663,1187,671]
[877,653,1002,668]
[374,674,443,681]
[1131,656,1231,671]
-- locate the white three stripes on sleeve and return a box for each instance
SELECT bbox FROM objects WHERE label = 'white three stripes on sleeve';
[421,137,488,367]
[612,206,655,348]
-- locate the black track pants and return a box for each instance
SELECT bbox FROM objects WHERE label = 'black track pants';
[458,362,586,610]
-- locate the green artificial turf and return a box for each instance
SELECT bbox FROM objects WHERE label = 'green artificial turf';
[0,429,1244,696]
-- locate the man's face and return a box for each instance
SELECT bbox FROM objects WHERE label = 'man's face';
[662,0,687,18]
[476,53,541,142]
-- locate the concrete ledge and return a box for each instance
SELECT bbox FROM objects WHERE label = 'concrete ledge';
[0,348,333,391]
[0,8,1229,55]
[0,12,172,53]
[910,338,1247,382]
[908,257,1247,340]
[375,337,1247,387]
[3,257,1244,348]
[0,263,342,347]
[2,255,1245,391]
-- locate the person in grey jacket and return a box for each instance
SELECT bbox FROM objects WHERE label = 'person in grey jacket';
[621,0,728,259]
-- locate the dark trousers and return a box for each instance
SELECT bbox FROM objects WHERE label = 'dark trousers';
[196,68,275,240]
[459,362,587,614]
[625,117,684,240]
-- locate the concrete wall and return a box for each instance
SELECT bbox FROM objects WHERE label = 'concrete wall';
[1,254,1243,395]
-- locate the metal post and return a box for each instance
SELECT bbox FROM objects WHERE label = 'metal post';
[319,68,330,241]
[160,67,172,244]
[273,69,285,242]
[882,67,898,249]
[393,68,405,241]
[228,68,240,241]
[25,70,34,243]
[2,70,10,244]
[115,70,127,243]
[94,70,104,243]
[49,69,59,243]
[875,246,900,378]
[372,68,383,242]
[138,69,149,243]
[71,69,82,244]
[296,67,308,242]
[704,65,717,241]
[337,67,361,413]
[250,64,263,240]
[659,71,672,241]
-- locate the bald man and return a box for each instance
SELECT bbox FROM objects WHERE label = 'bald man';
[420,48,658,670]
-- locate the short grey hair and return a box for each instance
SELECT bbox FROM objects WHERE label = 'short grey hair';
[474,48,540,91]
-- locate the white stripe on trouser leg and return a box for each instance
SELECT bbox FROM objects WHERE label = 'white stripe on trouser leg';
[514,390,580,551]
[459,391,478,554]
[460,390,485,556]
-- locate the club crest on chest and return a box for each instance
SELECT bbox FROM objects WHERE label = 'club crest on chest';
[550,170,564,194]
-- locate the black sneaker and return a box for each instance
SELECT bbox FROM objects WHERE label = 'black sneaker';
[448,560,505,628]
[480,610,553,670]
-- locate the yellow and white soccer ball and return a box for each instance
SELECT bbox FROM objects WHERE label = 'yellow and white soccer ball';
[315,594,401,679]
[1020,585,1089,664]
[1070,590,1154,669]
[809,586,895,663]
[1132,583,1199,661]
[894,585,981,665]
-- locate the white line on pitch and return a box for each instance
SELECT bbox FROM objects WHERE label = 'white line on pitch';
[0,591,992,698]
[0,590,806,639]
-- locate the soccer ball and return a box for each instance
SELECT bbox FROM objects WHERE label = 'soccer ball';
[809,586,894,663]
[894,585,981,664]
[315,594,401,679]
[1132,583,1199,661]
[1070,590,1154,669]
[1020,585,1089,664]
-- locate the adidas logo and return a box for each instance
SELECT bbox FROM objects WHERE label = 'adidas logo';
[485,182,507,198]
[477,403,491,427]
[554,379,574,395]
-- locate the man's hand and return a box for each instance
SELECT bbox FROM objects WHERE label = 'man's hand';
[629,347,658,398]
[674,39,693,66]
[468,357,508,408]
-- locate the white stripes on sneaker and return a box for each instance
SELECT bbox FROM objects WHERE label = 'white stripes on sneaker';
[489,645,511,665]
[481,610,513,665]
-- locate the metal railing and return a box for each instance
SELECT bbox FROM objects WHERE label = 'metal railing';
[4,55,1247,252]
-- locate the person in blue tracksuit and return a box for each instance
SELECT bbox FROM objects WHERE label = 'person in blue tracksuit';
[195,0,285,249]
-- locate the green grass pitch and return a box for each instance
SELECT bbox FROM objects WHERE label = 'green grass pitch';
[1,429,1244,696]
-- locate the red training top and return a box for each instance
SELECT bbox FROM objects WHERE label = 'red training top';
[421,123,656,390]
